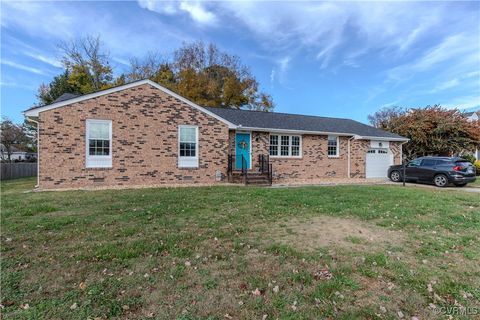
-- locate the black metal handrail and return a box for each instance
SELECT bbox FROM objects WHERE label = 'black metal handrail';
[241,155,247,184]
[258,154,270,174]
[227,154,248,183]
[228,153,273,185]
[258,154,273,185]
[227,154,233,174]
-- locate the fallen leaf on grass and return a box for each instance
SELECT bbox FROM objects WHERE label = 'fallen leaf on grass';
[3,300,15,307]
[314,269,332,280]
[291,300,298,311]
[252,288,264,296]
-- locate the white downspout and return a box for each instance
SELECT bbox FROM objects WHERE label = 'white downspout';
[26,117,40,188]
[399,141,408,164]
[347,136,356,178]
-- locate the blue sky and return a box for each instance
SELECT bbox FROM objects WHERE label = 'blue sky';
[1,1,479,124]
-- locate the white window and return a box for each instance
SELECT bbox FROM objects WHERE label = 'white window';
[327,135,339,157]
[269,134,301,157]
[86,119,112,168]
[178,125,198,168]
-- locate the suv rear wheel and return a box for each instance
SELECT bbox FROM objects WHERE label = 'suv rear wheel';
[433,174,448,187]
[389,170,401,182]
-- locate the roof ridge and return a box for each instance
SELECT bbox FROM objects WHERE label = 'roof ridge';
[204,106,355,122]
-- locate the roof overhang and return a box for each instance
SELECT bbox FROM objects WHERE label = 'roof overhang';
[235,126,409,141]
[23,79,237,128]
[355,135,410,142]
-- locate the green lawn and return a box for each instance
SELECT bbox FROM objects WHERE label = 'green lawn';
[469,178,480,188]
[1,178,479,319]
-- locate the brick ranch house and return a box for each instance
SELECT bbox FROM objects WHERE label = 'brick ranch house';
[24,79,408,190]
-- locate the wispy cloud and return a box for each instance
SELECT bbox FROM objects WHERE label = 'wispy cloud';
[23,52,63,68]
[0,81,37,91]
[429,78,460,93]
[138,0,217,26]
[179,2,217,25]
[387,34,475,82]
[444,95,480,110]
[2,1,190,61]
[1,59,48,75]
[269,69,275,87]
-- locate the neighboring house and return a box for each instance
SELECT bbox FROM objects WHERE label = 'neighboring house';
[0,144,36,162]
[24,79,408,190]
[465,111,480,160]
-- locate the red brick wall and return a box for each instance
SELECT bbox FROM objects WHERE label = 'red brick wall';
[38,84,230,189]
[247,132,356,181]
[390,141,402,165]
[228,131,402,182]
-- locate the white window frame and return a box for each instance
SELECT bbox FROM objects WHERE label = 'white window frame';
[178,125,199,168]
[86,119,112,168]
[327,135,340,158]
[269,134,302,158]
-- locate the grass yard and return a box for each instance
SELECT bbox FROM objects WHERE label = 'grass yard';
[469,178,480,188]
[1,178,480,319]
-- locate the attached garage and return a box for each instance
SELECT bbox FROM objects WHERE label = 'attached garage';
[365,141,394,178]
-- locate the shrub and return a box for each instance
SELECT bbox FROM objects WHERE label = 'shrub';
[474,160,480,175]
[461,153,476,164]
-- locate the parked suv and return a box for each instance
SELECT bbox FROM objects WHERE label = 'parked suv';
[388,157,476,187]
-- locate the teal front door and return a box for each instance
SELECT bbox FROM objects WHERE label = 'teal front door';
[235,132,251,170]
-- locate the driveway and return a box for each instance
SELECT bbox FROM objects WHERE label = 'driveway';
[384,180,480,193]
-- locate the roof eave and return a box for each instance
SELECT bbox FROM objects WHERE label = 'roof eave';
[235,126,409,141]
[355,135,410,142]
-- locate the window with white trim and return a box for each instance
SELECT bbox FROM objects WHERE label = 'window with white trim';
[269,134,301,157]
[327,135,339,157]
[86,119,112,168]
[178,125,198,168]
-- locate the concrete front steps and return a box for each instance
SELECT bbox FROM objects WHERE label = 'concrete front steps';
[228,171,272,186]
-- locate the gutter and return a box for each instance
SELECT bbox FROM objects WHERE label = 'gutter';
[399,140,409,163]
[232,127,409,141]
[347,136,356,178]
[25,116,40,188]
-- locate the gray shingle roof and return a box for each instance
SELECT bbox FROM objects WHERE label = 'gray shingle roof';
[204,107,406,140]
[25,93,80,112]
[53,93,79,103]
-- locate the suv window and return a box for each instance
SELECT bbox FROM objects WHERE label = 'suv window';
[455,161,472,167]
[435,159,451,166]
[407,159,422,167]
[421,159,436,167]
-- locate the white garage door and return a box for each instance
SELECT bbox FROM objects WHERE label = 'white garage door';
[366,149,393,178]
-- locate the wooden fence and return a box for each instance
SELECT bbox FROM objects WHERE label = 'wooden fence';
[1,163,37,180]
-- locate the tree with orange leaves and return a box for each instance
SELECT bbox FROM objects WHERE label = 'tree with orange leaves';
[369,105,480,159]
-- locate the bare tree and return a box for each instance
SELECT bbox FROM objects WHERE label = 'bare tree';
[1,118,27,162]
[126,52,166,81]
[368,106,405,129]
[59,35,113,91]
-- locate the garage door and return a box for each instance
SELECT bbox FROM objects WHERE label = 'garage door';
[366,149,393,178]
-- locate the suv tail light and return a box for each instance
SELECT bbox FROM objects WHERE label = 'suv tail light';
[453,166,464,172]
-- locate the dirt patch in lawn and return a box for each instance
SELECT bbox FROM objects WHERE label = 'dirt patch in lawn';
[269,216,404,251]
